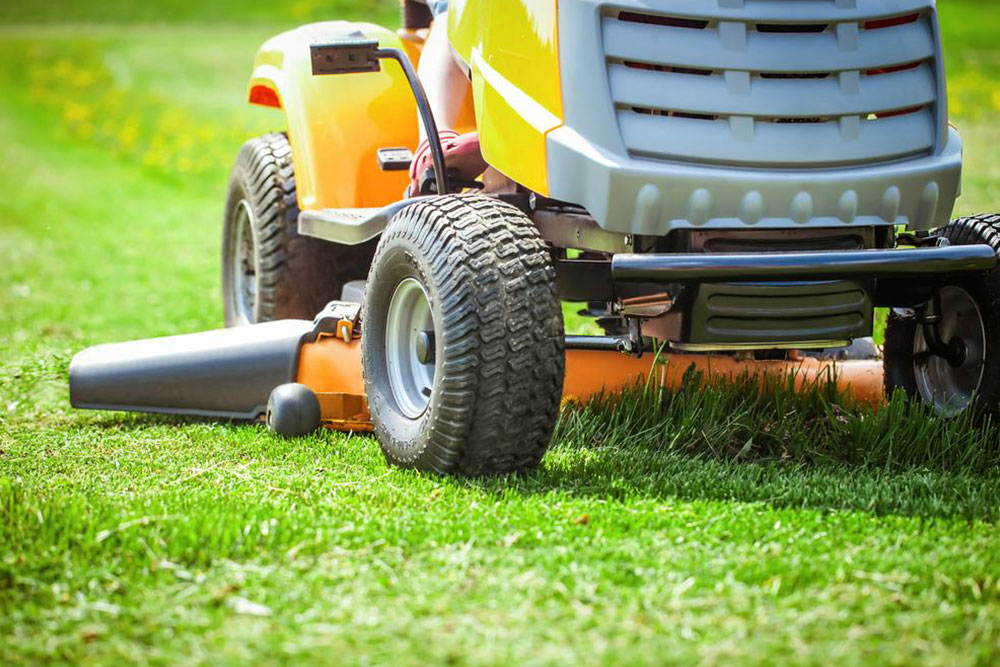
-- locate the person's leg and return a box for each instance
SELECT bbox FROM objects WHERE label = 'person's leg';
[408,6,485,194]
[416,11,468,141]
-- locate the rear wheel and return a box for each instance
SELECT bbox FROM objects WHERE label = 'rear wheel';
[362,195,565,475]
[884,214,1000,415]
[222,133,375,325]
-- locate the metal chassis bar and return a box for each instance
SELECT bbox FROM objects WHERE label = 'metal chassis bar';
[612,245,997,283]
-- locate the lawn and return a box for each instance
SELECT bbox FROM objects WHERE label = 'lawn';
[2,1,1000,664]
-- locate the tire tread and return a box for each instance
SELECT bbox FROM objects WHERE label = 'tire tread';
[222,133,376,323]
[363,195,565,475]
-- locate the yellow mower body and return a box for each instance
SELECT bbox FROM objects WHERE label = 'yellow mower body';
[247,23,416,210]
[68,1,1000,475]
[447,0,562,195]
[232,1,991,430]
[247,22,476,211]
[247,3,561,206]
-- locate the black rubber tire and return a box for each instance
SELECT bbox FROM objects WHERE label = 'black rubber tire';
[884,213,1000,413]
[222,133,376,325]
[362,195,565,476]
[266,383,322,437]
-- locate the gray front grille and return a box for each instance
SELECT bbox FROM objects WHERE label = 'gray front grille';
[603,1,944,169]
[688,280,873,345]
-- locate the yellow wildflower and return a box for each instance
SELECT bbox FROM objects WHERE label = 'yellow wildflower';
[62,101,91,124]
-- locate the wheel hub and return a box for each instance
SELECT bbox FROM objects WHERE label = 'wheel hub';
[230,199,258,325]
[385,278,436,418]
[415,330,434,365]
[913,285,986,416]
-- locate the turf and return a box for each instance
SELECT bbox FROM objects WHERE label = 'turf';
[3,2,1000,664]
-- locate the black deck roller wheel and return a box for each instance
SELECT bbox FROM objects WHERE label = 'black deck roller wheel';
[266,383,321,437]
[222,133,376,326]
[884,214,1000,416]
[362,195,565,476]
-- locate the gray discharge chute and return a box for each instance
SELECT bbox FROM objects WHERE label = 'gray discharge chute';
[69,320,314,420]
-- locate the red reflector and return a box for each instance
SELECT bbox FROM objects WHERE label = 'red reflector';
[249,85,281,109]
[864,13,919,30]
[866,61,921,76]
[875,106,923,119]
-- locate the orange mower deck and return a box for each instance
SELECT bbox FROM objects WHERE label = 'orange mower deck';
[296,335,885,432]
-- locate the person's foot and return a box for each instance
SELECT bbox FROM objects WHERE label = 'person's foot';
[408,130,487,195]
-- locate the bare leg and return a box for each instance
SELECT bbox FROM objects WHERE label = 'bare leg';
[417,11,468,141]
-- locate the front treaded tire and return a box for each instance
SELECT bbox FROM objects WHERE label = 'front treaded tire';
[362,195,566,476]
[884,213,1000,415]
[222,133,376,326]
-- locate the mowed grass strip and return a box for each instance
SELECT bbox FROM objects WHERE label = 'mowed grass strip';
[2,2,1000,664]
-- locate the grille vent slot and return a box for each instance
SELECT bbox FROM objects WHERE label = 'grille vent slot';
[604,6,943,168]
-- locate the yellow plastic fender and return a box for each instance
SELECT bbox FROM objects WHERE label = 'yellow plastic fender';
[448,0,563,195]
[247,22,419,211]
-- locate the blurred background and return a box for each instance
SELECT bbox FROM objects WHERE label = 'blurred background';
[0,0,998,388]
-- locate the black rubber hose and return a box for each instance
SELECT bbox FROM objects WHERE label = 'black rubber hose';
[376,48,449,196]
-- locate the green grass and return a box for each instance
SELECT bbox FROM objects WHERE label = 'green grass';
[3,2,1000,664]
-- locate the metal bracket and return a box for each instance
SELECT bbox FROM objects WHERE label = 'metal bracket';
[313,301,363,341]
[915,295,966,367]
[533,209,634,254]
[377,147,414,172]
[897,231,951,249]
[310,40,381,75]
[623,317,644,358]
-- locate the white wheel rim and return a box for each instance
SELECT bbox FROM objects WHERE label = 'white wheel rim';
[231,199,258,325]
[385,278,436,418]
[913,285,986,416]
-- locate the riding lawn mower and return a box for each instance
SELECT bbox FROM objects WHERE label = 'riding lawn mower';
[70,0,1000,475]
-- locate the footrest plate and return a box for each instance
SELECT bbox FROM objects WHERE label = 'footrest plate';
[298,199,428,245]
